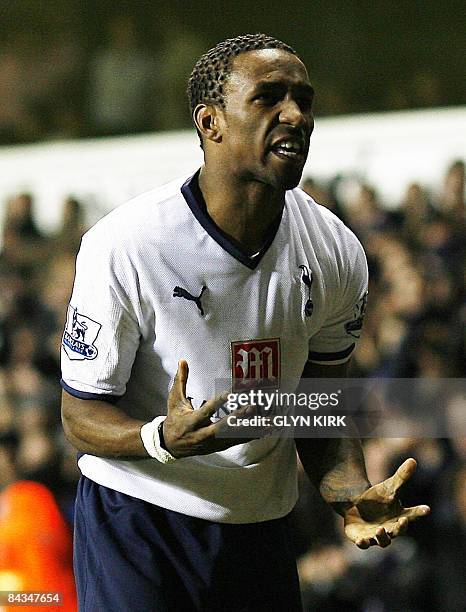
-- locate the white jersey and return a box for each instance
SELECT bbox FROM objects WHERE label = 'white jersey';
[61,170,368,523]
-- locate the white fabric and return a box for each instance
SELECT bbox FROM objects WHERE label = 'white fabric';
[61,172,368,523]
[140,416,176,463]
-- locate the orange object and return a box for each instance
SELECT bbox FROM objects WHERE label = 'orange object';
[0,481,77,611]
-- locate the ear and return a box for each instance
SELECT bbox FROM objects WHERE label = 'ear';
[193,104,223,144]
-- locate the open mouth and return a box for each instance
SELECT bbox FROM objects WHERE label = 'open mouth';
[270,138,305,162]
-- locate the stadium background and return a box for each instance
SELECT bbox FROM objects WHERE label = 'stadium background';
[0,2,464,610]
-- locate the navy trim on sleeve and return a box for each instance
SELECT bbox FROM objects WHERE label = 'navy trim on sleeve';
[60,379,122,404]
[308,344,355,362]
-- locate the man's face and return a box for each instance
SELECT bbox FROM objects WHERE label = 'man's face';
[217,48,314,191]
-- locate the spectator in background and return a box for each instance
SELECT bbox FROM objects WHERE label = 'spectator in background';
[301,176,345,220]
[0,194,51,353]
[438,159,465,222]
[0,369,18,492]
[88,14,158,136]
[53,197,86,255]
[14,402,57,491]
[1,193,48,272]
[340,183,388,240]
[2,193,42,241]
[399,182,435,247]
[36,251,78,385]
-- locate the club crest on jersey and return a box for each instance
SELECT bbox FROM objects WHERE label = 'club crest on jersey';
[62,305,102,360]
[344,292,368,338]
[231,338,280,392]
[299,264,314,317]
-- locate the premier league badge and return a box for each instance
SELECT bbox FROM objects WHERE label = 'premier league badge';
[62,305,102,360]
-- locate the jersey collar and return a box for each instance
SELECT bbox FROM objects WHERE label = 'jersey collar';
[181,170,284,270]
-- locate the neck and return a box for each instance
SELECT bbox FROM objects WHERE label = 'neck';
[198,164,285,255]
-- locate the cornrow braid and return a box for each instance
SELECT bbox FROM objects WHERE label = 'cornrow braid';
[187,34,297,144]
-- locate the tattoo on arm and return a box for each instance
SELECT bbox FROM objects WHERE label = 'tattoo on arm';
[296,437,371,516]
[298,361,371,515]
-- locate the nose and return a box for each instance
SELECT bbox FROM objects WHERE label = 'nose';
[279,95,308,128]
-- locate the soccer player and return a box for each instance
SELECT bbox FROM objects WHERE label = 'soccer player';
[61,34,430,611]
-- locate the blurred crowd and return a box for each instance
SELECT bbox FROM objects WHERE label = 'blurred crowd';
[295,159,465,611]
[0,159,464,611]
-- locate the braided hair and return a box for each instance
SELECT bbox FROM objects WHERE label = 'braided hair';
[187,34,297,145]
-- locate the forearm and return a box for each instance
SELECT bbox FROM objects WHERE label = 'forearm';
[296,437,371,516]
[61,390,149,459]
[297,362,371,515]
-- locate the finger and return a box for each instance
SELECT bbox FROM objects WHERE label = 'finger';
[390,458,417,493]
[374,526,391,548]
[168,361,193,414]
[175,360,189,400]
[195,392,232,421]
[197,393,261,422]
[355,538,371,549]
[391,516,409,538]
[403,504,431,522]
[230,403,259,419]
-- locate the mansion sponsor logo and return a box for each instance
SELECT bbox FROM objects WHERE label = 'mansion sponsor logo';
[231,338,280,392]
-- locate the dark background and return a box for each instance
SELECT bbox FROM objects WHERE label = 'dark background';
[0,0,464,144]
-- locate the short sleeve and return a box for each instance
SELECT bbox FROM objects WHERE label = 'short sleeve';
[308,233,368,365]
[60,230,141,400]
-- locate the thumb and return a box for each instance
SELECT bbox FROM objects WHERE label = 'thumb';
[390,458,417,493]
[168,360,192,411]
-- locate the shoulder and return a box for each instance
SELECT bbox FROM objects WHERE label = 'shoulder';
[287,187,366,268]
[81,174,192,254]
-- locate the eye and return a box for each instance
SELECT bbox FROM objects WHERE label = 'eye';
[296,96,314,112]
[254,92,280,105]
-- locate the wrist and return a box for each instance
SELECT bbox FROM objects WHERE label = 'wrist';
[323,481,372,518]
[158,419,169,451]
[348,481,372,505]
[140,416,177,463]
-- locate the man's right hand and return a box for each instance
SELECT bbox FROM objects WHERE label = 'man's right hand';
[162,360,256,458]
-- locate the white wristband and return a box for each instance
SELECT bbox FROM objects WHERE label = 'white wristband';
[140,416,177,464]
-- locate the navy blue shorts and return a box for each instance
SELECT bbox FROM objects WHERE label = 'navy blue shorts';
[74,476,302,611]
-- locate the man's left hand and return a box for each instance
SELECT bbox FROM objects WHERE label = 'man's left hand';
[344,458,430,549]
